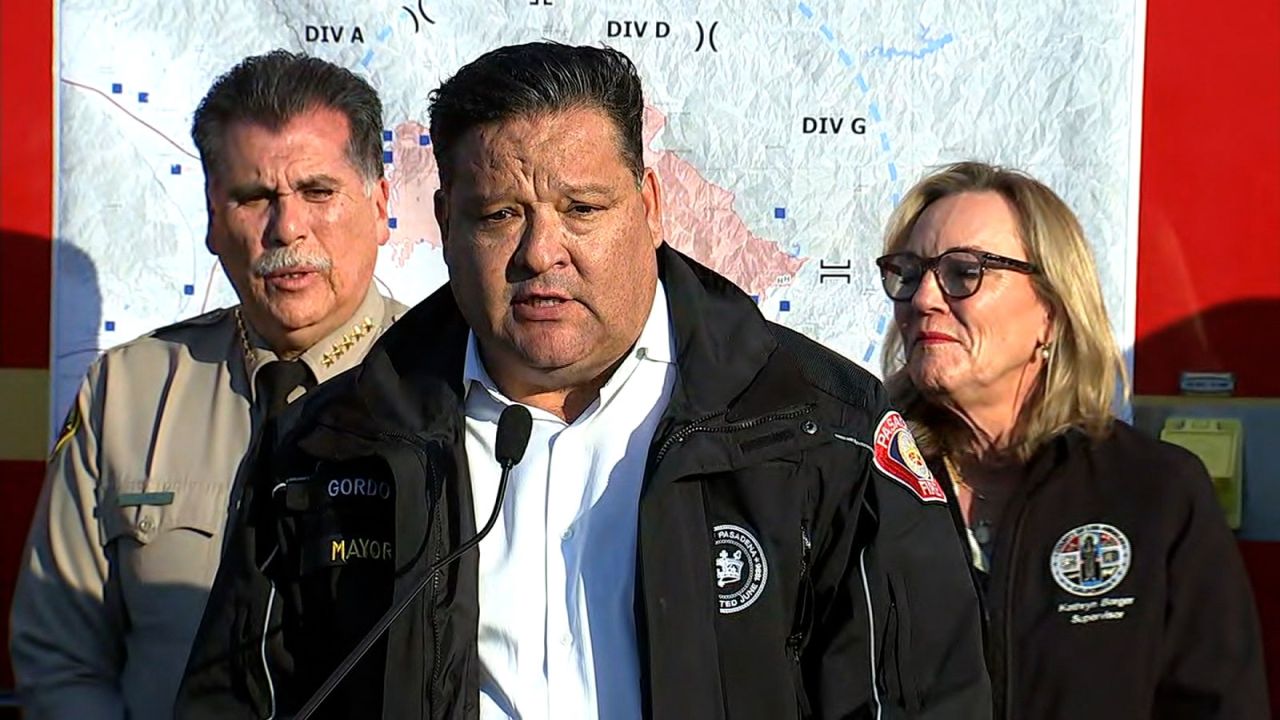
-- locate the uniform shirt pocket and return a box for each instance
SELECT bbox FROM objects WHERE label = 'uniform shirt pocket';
[96,479,232,702]
[98,479,229,587]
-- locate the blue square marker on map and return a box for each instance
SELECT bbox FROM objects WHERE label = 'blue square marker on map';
[388,217,398,229]
[780,300,791,312]
[419,134,431,146]
[138,92,149,103]
[105,321,116,331]
[383,150,393,164]
[774,207,786,219]
[382,130,393,141]
[170,164,181,175]
[183,284,194,296]
[111,83,122,94]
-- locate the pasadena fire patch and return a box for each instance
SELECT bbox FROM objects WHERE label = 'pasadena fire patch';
[872,411,946,504]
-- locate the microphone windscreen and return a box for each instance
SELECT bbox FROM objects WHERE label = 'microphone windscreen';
[494,404,533,468]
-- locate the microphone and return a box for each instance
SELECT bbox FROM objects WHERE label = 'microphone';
[494,403,533,469]
[294,404,533,719]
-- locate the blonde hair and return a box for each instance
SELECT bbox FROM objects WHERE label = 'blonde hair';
[880,161,1128,460]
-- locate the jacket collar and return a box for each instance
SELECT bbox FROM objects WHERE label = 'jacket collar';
[657,245,779,423]
[372,282,470,400]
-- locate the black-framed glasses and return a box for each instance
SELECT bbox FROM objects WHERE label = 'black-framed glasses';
[874,248,1038,301]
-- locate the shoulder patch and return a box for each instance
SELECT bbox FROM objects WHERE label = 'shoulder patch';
[872,411,946,504]
[51,405,81,458]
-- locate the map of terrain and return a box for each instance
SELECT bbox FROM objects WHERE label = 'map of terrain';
[52,0,1145,429]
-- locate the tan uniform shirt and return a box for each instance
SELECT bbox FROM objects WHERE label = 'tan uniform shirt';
[10,286,407,720]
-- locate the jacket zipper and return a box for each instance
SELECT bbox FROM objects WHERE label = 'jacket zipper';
[652,404,815,467]
[377,429,445,718]
[791,521,814,717]
[790,520,813,661]
[798,522,812,591]
[994,439,1063,720]
[426,456,445,719]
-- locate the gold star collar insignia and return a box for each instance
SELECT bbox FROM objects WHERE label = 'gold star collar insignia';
[321,316,377,367]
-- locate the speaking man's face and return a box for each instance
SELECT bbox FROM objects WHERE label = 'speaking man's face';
[437,107,664,396]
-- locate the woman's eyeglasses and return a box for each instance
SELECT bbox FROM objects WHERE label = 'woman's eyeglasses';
[874,249,1038,301]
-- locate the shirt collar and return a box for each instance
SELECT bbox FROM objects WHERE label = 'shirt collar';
[634,278,674,365]
[242,282,389,389]
[462,331,500,403]
[463,279,674,401]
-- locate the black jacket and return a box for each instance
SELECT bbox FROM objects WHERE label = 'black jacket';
[177,247,991,719]
[939,424,1268,719]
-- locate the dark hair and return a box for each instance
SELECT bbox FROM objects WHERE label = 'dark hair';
[191,50,384,184]
[428,42,645,187]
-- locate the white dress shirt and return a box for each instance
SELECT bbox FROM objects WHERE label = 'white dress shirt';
[464,282,677,720]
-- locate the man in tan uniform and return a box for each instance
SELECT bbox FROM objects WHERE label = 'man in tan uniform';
[10,50,407,719]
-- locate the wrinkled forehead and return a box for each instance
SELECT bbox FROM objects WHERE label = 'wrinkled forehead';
[904,191,1028,260]
[210,108,358,181]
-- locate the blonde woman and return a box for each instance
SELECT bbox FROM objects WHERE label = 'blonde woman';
[875,161,1267,719]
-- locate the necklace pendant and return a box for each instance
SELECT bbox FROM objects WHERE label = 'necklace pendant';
[974,521,992,545]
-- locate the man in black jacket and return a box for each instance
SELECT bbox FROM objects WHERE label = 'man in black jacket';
[177,42,990,719]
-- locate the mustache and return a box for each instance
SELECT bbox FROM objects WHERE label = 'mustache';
[508,276,577,299]
[252,246,333,277]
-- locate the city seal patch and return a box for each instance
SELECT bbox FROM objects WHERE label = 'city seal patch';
[872,411,946,504]
[1050,523,1132,597]
[713,524,768,614]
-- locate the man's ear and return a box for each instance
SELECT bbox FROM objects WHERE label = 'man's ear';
[373,177,391,246]
[203,190,218,255]
[434,187,450,261]
[640,167,664,249]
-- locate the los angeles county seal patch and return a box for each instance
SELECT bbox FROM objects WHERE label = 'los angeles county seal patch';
[713,524,768,614]
[1050,523,1132,597]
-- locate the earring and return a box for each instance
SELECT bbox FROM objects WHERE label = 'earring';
[1039,342,1053,360]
